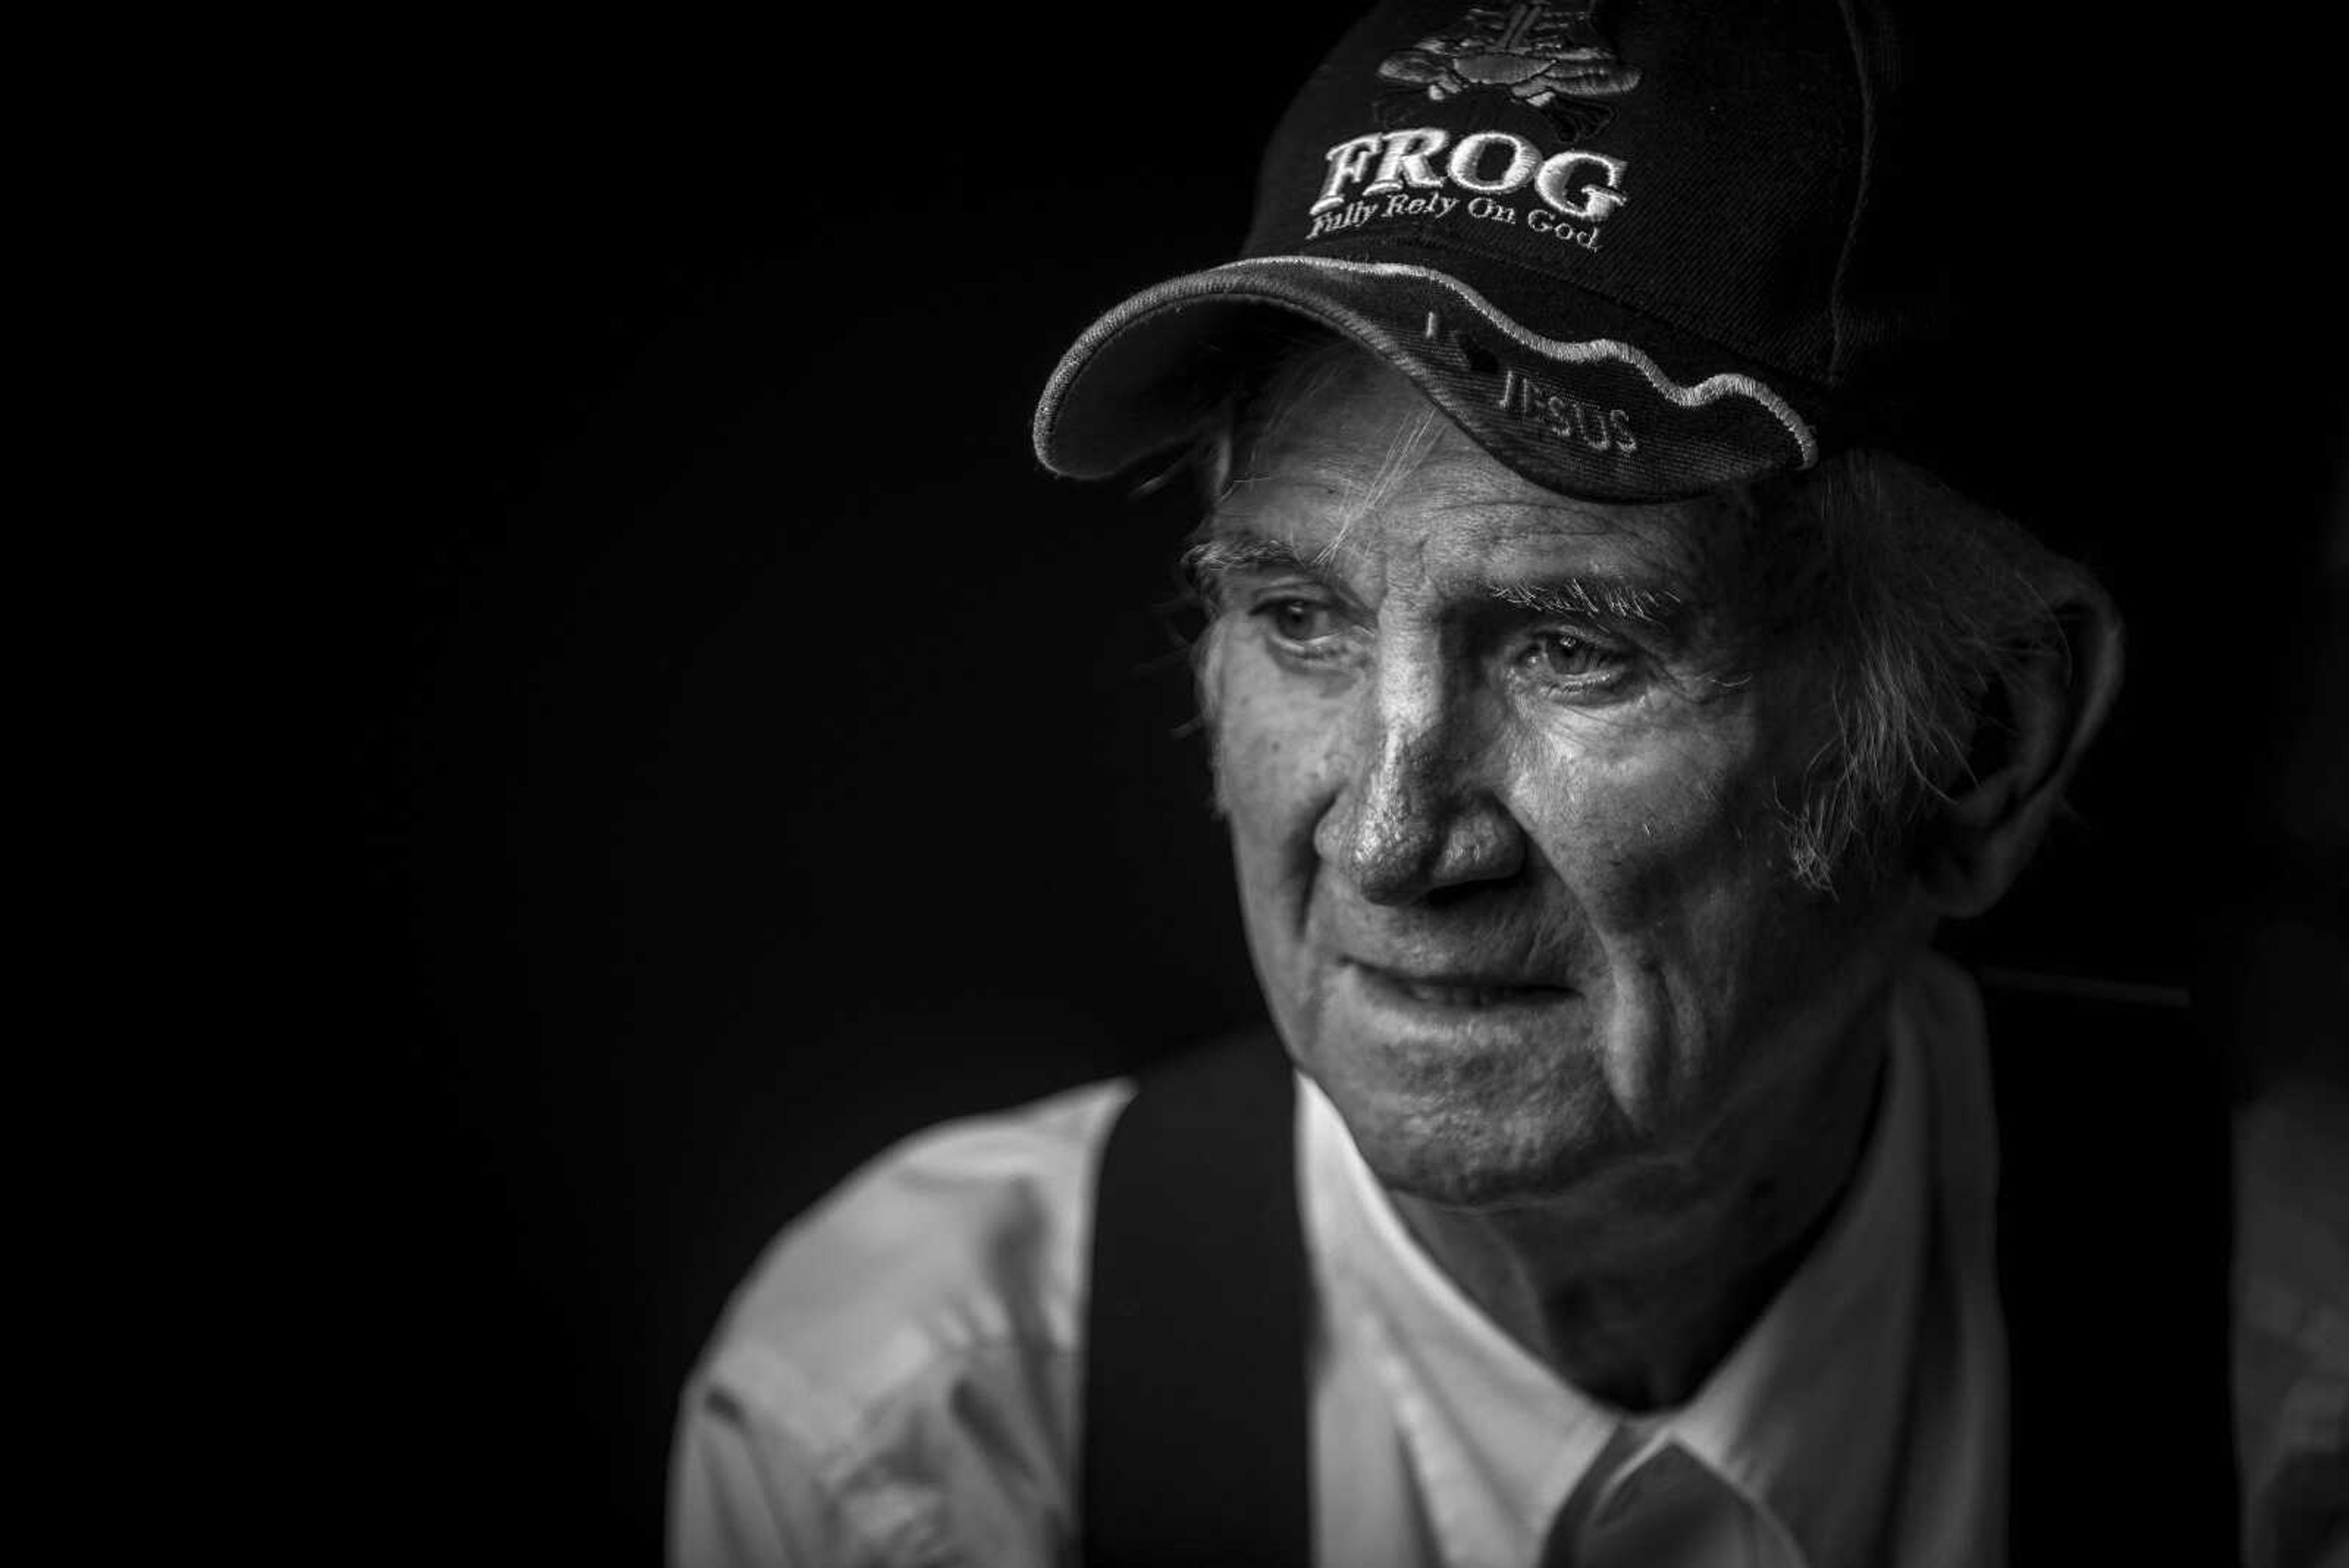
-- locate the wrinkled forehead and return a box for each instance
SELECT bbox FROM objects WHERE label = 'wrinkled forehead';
[1215,345,1748,598]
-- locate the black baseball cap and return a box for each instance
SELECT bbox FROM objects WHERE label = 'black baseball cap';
[1033,0,1946,505]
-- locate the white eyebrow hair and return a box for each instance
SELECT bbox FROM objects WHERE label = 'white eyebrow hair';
[1487,576,1687,627]
[1183,532,1689,631]
[1180,532,1321,581]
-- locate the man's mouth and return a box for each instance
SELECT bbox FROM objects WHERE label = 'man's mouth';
[1353,963,1572,1011]
[1391,979,1538,1008]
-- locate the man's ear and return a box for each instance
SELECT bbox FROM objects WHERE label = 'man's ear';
[1915,565,2126,917]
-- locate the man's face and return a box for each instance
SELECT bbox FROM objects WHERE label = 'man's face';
[1198,354,1921,1212]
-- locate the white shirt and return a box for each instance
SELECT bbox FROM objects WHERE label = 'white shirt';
[670,953,2008,1567]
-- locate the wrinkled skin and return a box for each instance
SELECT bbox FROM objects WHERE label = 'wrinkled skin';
[1198,357,1929,1264]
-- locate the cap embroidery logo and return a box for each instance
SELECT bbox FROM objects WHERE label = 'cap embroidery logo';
[1377,1,1641,138]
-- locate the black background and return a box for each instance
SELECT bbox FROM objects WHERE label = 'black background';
[328,9,2339,1561]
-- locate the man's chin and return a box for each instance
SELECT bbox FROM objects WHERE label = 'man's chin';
[1318,1069,1639,1213]
[1274,974,1652,1205]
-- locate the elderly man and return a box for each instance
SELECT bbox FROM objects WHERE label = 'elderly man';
[672,2,2238,1562]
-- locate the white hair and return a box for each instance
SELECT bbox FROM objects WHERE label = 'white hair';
[1734,449,2075,893]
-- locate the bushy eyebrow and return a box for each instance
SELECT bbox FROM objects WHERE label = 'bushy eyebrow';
[1184,529,1688,632]
[1486,577,1686,628]
[1181,532,1326,583]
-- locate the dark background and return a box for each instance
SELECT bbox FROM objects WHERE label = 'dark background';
[327,9,2340,1561]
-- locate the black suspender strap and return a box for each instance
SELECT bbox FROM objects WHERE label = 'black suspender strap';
[1080,1031,1312,1568]
[1978,976,2240,1564]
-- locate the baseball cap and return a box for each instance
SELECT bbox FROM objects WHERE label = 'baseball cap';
[1032,0,1946,505]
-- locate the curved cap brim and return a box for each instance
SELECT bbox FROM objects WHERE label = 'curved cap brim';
[1033,255,1823,504]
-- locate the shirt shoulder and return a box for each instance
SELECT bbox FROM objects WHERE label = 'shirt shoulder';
[673,1077,1134,1567]
[711,1076,1134,1400]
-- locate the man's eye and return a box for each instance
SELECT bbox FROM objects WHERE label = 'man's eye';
[1521,631,1630,687]
[1257,598,1346,646]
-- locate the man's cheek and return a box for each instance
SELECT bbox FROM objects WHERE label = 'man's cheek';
[1201,630,1253,822]
[1211,663,1349,841]
[1529,736,1761,904]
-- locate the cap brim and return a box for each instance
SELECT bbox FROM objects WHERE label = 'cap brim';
[1033,254,1824,503]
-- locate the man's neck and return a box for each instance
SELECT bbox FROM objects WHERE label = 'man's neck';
[1385,1000,1893,1412]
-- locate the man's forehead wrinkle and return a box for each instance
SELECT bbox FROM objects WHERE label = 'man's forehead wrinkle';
[1222,379,1743,622]
[1202,475,1348,568]
[1212,464,1359,529]
[1379,439,1723,583]
[1231,455,1653,554]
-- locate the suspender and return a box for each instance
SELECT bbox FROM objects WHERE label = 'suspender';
[1080,1031,1310,1567]
[1080,987,2238,1564]
[1976,980,2240,1564]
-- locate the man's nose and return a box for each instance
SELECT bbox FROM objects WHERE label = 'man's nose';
[1314,663,1524,904]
